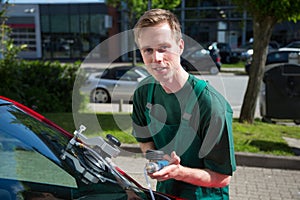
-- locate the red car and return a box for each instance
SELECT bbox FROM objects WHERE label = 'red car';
[0,96,184,200]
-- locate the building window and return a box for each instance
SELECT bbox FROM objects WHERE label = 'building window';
[40,3,108,60]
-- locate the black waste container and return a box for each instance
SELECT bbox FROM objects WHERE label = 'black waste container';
[263,64,300,120]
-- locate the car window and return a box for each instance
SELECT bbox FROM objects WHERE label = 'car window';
[119,70,140,81]
[286,42,300,48]
[267,52,288,64]
[191,49,207,59]
[267,52,290,64]
[137,67,150,76]
[0,130,77,188]
[115,69,128,80]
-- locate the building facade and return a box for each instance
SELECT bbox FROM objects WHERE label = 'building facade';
[173,0,300,49]
[2,0,300,61]
[4,1,119,61]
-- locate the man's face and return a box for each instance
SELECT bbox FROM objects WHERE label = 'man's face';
[138,22,184,83]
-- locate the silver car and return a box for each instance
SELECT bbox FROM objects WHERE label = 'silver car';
[80,65,150,103]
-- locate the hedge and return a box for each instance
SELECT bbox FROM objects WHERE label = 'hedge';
[0,59,84,112]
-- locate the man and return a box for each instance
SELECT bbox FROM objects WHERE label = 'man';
[131,8,236,199]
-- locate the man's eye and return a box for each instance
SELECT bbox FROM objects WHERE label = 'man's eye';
[158,46,168,53]
[143,48,153,54]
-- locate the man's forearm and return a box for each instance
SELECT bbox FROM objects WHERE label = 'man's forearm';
[175,166,231,188]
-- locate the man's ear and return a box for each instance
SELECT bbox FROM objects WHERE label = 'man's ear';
[179,39,184,55]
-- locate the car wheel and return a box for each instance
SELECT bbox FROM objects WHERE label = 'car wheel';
[91,88,111,103]
[210,66,219,75]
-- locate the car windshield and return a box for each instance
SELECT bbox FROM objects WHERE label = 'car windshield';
[0,103,155,199]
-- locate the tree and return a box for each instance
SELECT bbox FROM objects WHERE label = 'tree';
[105,0,180,65]
[232,0,300,124]
[0,1,27,65]
[106,0,180,24]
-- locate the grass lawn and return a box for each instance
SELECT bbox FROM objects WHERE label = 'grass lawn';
[44,113,300,156]
[222,61,245,69]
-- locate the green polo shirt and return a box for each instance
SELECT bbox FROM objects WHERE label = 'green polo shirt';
[132,75,236,199]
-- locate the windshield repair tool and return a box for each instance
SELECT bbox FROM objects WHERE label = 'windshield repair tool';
[144,150,169,200]
[60,125,132,186]
[145,150,169,173]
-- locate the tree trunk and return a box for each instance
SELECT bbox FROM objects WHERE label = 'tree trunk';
[239,16,277,123]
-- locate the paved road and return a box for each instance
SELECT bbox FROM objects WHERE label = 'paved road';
[112,155,300,200]
[85,71,260,118]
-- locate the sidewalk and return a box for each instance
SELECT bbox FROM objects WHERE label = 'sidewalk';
[112,155,300,200]
[116,140,300,199]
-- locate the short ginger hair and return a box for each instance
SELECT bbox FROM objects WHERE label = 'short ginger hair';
[133,9,182,47]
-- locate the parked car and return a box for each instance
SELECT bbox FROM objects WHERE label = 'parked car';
[181,47,221,75]
[80,65,150,103]
[207,42,239,64]
[0,96,182,200]
[233,42,278,64]
[279,41,300,51]
[245,49,300,74]
[231,43,254,61]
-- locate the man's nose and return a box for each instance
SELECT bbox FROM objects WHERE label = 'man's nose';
[153,51,163,62]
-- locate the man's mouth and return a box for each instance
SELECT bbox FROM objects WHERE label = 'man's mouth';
[152,66,168,72]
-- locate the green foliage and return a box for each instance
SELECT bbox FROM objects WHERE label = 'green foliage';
[105,0,181,23]
[0,60,84,112]
[232,0,300,22]
[1,1,27,64]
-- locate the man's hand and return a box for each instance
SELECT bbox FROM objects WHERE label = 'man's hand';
[148,151,232,187]
[148,151,182,181]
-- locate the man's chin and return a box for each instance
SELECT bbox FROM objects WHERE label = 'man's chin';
[153,73,173,83]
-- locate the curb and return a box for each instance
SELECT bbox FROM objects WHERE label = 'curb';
[235,152,300,170]
[120,144,300,171]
